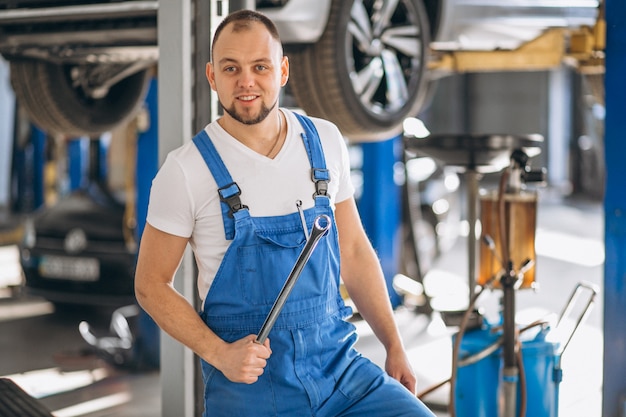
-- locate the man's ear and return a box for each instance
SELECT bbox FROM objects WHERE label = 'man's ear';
[281,56,289,87]
[206,62,217,91]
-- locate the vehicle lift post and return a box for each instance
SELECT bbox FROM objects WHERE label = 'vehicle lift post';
[135,77,161,369]
[359,136,404,308]
[603,0,626,415]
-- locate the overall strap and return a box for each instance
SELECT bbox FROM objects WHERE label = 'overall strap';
[293,112,331,203]
[192,130,247,240]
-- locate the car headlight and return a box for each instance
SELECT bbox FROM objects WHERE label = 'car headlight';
[22,217,36,249]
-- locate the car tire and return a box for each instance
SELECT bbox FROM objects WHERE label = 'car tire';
[10,59,151,137]
[287,0,430,142]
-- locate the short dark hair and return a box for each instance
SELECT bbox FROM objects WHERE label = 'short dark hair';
[211,9,282,62]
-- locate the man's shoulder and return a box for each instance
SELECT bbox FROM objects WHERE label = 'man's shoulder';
[160,138,204,173]
[167,138,200,157]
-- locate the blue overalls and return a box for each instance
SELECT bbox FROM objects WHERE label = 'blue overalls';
[193,113,434,417]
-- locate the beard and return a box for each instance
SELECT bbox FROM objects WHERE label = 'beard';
[221,98,278,125]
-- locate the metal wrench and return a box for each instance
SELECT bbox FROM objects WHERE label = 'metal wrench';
[255,214,331,344]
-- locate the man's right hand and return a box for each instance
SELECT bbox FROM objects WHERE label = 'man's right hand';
[217,335,272,384]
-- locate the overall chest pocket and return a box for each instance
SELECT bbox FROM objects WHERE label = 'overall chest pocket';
[237,230,329,307]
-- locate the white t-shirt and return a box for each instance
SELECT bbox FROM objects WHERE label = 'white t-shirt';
[146,108,355,303]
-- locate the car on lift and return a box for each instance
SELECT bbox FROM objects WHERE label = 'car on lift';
[0,0,602,141]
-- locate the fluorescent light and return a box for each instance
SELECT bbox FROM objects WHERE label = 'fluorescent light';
[52,392,131,417]
[3,368,108,399]
[0,300,54,322]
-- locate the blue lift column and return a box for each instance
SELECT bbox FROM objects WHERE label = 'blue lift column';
[134,77,160,367]
[67,138,89,191]
[359,136,403,308]
[603,0,626,415]
[14,126,47,212]
[136,78,159,240]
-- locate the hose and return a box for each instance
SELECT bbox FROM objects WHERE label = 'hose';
[516,335,527,417]
[447,283,488,417]
[418,318,547,417]
[497,168,510,271]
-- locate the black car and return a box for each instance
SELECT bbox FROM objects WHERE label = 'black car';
[19,181,137,307]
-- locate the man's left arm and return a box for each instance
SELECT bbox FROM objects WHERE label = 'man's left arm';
[334,197,417,394]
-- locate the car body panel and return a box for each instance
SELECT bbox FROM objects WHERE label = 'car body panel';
[433,0,600,51]
[0,1,158,63]
[261,0,332,44]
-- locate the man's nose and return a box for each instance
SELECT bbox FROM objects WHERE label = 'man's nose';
[237,69,256,88]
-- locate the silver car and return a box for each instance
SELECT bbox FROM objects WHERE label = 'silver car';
[0,0,601,140]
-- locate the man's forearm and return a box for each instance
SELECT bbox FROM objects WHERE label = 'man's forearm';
[342,253,406,354]
[136,282,227,365]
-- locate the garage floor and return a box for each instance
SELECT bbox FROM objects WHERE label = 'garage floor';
[0,191,604,417]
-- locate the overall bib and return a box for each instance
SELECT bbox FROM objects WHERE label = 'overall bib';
[193,114,434,417]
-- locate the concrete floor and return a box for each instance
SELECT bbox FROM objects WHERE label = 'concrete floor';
[0,190,604,417]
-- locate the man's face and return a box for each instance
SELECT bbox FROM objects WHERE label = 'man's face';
[207,21,288,126]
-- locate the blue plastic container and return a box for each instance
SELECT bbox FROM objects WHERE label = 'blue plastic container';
[455,326,560,417]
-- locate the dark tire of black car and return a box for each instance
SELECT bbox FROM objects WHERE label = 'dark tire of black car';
[287,0,430,142]
[10,59,151,137]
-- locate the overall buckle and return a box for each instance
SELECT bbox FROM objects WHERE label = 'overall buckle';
[311,168,330,198]
[218,182,248,215]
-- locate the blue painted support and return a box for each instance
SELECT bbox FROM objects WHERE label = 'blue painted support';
[12,126,45,212]
[30,126,46,210]
[603,1,626,416]
[67,137,89,191]
[136,78,159,239]
[135,77,160,368]
[359,136,403,308]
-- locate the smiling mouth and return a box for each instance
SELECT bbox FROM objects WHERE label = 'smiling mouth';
[238,95,258,101]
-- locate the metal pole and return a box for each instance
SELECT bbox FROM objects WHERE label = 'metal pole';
[500,268,518,417]
[0,57,15,208]
[158,0,196,415]
[466,169,480,302]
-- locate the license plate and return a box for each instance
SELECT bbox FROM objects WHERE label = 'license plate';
[39,256,100,282]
